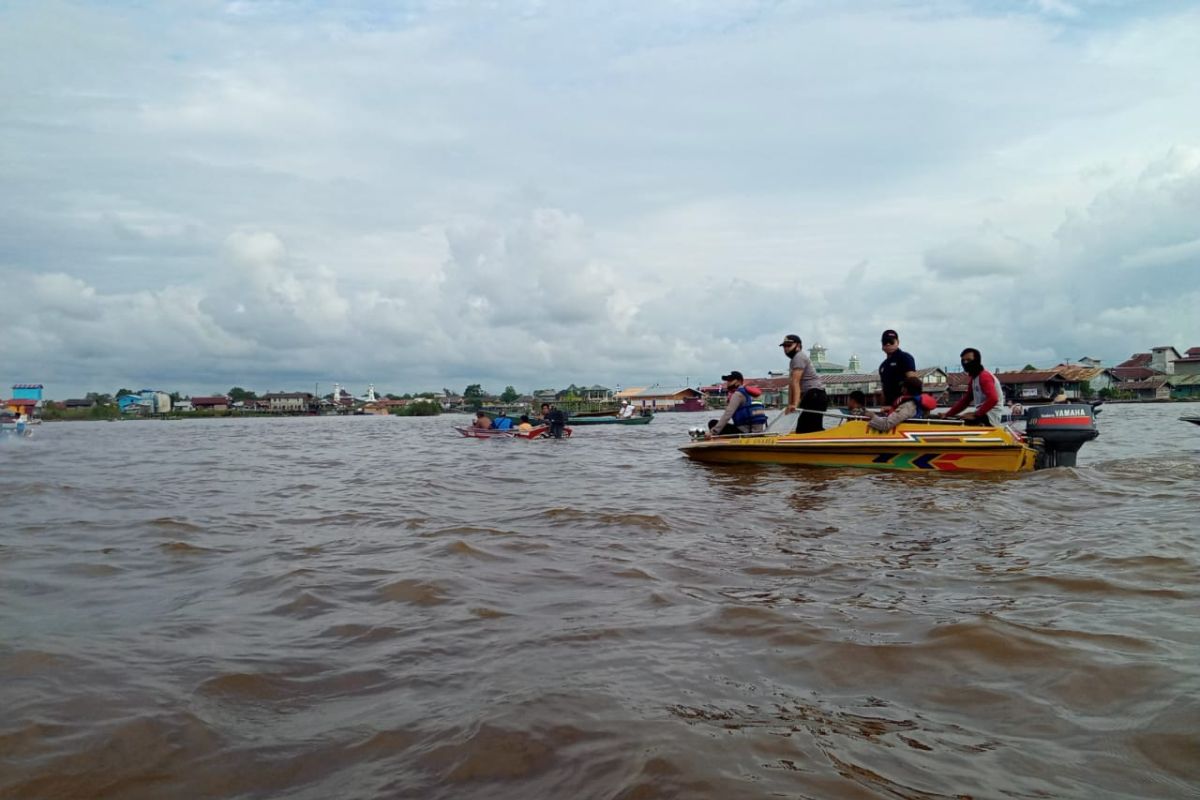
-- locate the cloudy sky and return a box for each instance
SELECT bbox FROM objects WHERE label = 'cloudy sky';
[2,0,1198,398]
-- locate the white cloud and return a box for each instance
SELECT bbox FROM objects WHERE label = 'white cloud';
[1,1,1198,395]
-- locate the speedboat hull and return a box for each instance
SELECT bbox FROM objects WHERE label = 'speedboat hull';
[680,420,1036,472]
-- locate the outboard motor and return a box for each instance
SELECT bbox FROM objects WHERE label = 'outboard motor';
[1025,403,1099,469]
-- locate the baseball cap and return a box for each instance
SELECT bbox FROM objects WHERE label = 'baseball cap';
[778,334,802,347]
[881,329,899,342]
[720,370,744,381]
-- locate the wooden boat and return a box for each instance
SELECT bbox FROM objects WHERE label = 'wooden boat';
[563,414,653,426]
[0,421,33,438]
[680,404,1099,473]
[1181,415,1200,426]
[454,424,571,439]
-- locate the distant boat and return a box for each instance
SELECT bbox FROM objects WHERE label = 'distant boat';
[559,414,653,426]
[0,420,32,437]
[454,424,572,439]
[1181,415,1200,426]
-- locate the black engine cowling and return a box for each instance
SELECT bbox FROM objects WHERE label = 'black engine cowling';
[1025,403,1099,469]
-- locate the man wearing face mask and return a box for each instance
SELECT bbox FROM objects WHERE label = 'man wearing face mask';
[939,347,1003,426]
[779,334,828,434]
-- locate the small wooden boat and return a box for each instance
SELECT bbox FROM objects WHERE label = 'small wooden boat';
[454,424,571,439]
[0,421,33,438]
[681,404,1098,473]
[1181,415,1200,426]
[563,414,653,426]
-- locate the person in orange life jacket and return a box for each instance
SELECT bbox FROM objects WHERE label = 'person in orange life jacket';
[706,371,769,438]
[936,347,1003,426]
[517,414,534,432]
[866,376,937,432]
[878,329,917,409]
[780,334,828,433]
[472,411,493,429]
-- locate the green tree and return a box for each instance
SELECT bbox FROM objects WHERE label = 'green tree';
[1022,364,1037,371]
[395,399,442,416]
[463,384,485,409]
[115,388,135,398]
[229,387,257,402]
[499,385,519,403]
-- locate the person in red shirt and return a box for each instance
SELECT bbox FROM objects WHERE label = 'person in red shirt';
[939,347,1003,426]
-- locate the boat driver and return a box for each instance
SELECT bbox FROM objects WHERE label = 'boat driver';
[936,348,1003,426]
[706,371,768,438]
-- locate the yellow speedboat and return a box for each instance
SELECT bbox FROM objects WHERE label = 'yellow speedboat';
[680,405,1098,473]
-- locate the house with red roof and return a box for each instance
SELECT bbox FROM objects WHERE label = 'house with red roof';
[1172,346,1200,376]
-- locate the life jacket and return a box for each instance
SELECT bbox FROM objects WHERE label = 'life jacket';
[492,415,514,430]
[732,386,769,427]
[896,392,937,419]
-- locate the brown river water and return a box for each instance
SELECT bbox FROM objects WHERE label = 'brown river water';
[1,405,1197,799]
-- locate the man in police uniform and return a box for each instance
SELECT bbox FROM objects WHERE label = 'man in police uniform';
[878,329,916,409]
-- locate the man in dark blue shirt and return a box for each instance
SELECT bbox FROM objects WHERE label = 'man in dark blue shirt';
[878,328,916,408]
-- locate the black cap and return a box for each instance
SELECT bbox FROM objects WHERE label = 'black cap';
[778,334,802,347]
[881,329,899,342]
[721,371,743,381]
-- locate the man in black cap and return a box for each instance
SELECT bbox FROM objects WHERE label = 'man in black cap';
[706,371,768,438]
[779,334,828,433]
[878,329,916,409]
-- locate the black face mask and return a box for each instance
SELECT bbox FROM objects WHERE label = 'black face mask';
[962,361,984,376]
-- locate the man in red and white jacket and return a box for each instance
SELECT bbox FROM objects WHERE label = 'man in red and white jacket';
[940,347,1003,427]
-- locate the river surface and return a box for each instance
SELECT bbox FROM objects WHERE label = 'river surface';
[1,405,1197,799]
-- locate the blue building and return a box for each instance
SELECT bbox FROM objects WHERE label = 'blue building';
[11,384,43,402]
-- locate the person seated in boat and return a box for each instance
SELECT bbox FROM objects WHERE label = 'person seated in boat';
[845,390,869,418]
[618,400,636,419]
[517,414,534,432]
[472,411,493,429]
[935,347,1003,426]
[492,412,514,430]
[866,376,937,432]
[706,371,769,438]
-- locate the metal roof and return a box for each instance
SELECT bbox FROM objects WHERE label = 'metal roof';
[996,370,1064,384]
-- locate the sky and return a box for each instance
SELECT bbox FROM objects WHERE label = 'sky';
[1,0,1198,398]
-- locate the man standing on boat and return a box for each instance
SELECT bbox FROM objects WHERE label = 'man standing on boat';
[540,402,567,438]
[878,329,916,408]
[938,347,1003,426]
[706,371,768,438]
[780,334,828,433]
